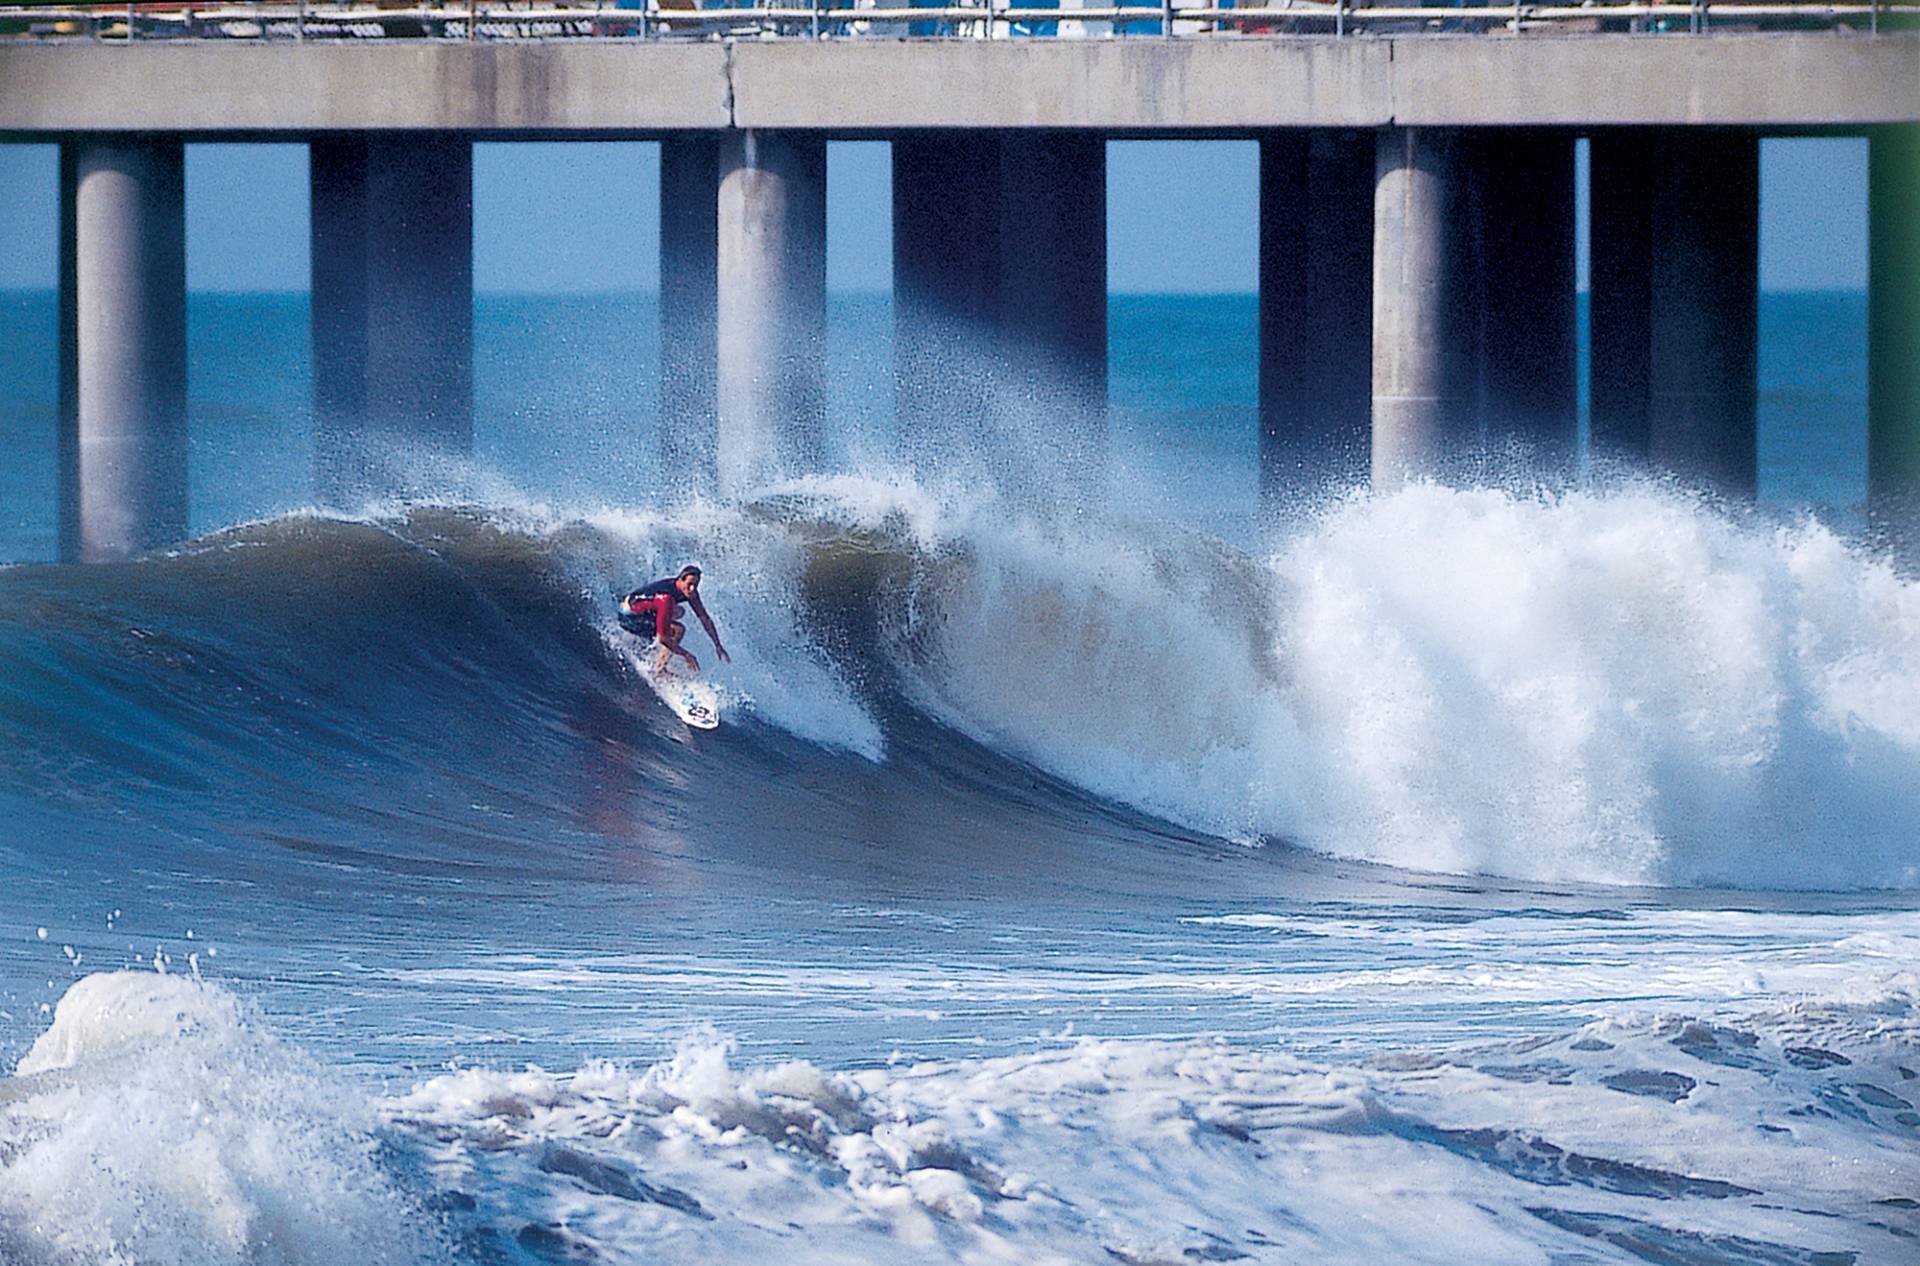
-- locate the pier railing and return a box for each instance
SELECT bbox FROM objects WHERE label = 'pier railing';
[1,0,1914,40]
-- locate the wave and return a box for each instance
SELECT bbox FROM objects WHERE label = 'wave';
[5,968,1914,1265]
[2,477,1918,890]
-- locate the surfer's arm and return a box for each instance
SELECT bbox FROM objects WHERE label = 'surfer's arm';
[688,594,731,663]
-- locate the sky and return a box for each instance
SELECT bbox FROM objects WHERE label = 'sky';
[0,136,1869,294]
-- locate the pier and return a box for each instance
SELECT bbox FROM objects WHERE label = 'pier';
[2,13,1916,557]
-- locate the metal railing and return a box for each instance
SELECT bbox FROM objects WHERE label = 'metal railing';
[0,0,1913,39]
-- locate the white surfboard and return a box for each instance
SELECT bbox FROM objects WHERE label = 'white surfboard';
[640,663,721,730]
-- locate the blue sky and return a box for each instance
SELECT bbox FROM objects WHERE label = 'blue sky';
[0,136,1868,293]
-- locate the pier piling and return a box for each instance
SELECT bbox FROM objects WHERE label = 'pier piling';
[60,138,188,563]
[716,130,827,496]
[660,136,721,480]
[311,136,474,503]
[1371,127,1481,489]
[1869,124,1920,557]
[996,134,1108,467]
[892,134,1003,464]
[1647,132,1760,498]
[1258,129,1374,507]
[1589,134,1656,467]
[1479,130,1578,476]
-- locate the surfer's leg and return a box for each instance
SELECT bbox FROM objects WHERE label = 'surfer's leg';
[651,598,689,672]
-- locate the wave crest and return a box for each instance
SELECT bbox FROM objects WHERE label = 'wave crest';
[3,478,1918,890]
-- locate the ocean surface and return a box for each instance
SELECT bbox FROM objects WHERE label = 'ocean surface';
[0,290,1915,1266]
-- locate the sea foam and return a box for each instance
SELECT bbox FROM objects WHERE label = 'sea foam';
[832,478,1920,889]
[0,972,433,1266]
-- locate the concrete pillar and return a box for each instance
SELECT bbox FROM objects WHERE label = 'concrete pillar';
[1372,127,1480,489]
[1479,130,1578,474]
[995,134,1106,446]
[1869,125,1920,556]
[311,135,472,504]
[715,130,826,496]
[57,145,79,562]
[1589,132,1655,465]
[1647,131,1758,497]
[892,134,1002,461]
[1258,129,1373,505]
[311,139,369,503]
[660,136,720,480]
[58,138,188,562]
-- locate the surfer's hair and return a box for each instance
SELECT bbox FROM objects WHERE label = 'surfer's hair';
[677,565,702,581]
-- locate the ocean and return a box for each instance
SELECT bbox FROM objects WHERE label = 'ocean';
[0,289,1914,1266]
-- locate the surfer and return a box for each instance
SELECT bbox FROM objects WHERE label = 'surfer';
[617,566,731,676]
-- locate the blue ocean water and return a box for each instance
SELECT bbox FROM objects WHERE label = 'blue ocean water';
[0,288,1914,1266]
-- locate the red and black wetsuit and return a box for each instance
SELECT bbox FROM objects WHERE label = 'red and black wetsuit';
[617,579,682,640]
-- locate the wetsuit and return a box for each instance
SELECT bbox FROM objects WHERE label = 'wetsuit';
[617,578,682,641]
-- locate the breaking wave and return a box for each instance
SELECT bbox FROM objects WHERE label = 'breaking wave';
[2,476,1917,890]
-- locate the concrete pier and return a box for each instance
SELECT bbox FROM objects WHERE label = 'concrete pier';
[3,33,1909,560]
[1478,131,1577,473]
[311,136,473,503]
[9,37,1913,134]
[1647,132,1759,498]
[59,138,188,562]
[1258,129,1373,504]
[660,136,720,479]
[715,130,826,496]
[1371,127,1480,489]
[893,134,1003,462]
[995,135,1106,448]
[1869,124,1920,553]
[1589,134,1655,465]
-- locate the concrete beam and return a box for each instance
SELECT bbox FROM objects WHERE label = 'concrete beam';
[1869,124,1920,555]
[1372,127,1480,489]
[1258,129,1373,504]
[715,130,826,496]
[1386,34,1917,128]
[1648,131,1759,498]
[60,138,188,562]
[2,37,1914,136]
[0,43,731,133]
[730,39,1389,131]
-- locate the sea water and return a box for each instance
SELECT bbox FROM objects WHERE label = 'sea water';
[0,290,1913,1266]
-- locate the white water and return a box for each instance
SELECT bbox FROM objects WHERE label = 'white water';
[5,969,1914,1266]
[0,973,431,1266]
[560,475,1920,889]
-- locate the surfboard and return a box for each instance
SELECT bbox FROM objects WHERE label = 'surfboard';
[640,662,721,730]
